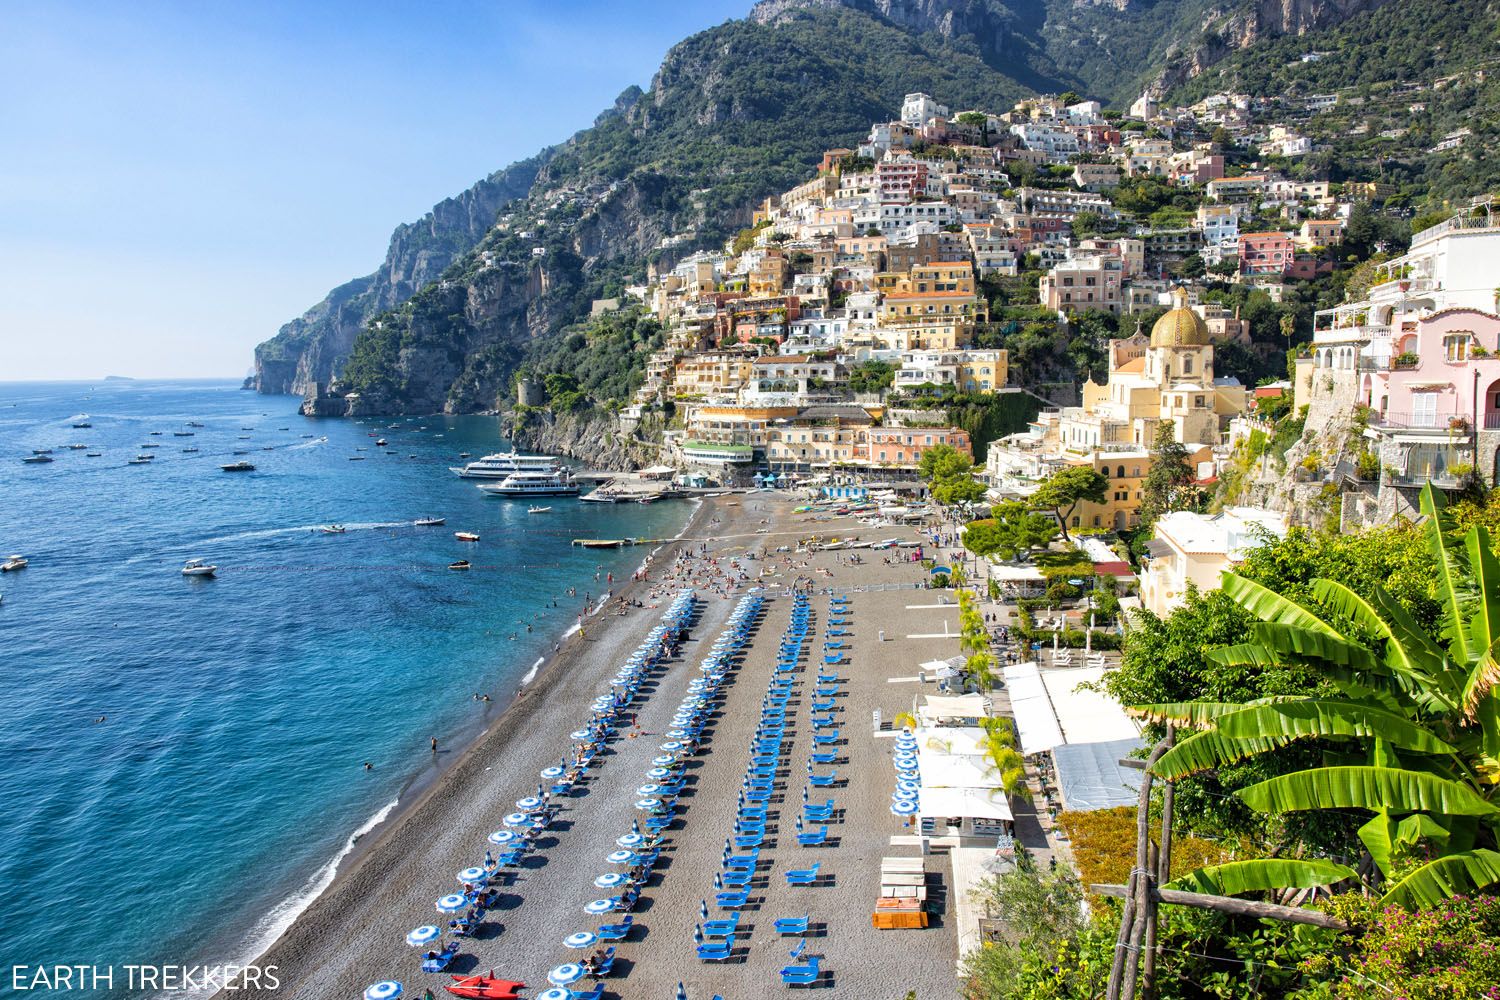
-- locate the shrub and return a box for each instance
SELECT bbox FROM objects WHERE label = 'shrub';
[1057,807,1231,913]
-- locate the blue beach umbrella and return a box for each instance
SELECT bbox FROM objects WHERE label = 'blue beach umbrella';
[364,983,402,1000]
[516,796,543,811]
[595,872,627,888]
[487,829,517,846]
[616,833,644,848]
[457,866,488,883]
[891,801,919,816]
[435,894,468,914]
[646,767,672,780]
[405,926,441,947]
[541,766,565,779]
[584,898,614,914]
[660,741,683,752]
[652,755,676,766]
[635,798,661,810]
[606,850,636,864]
[537,990,571,1000]
[666,729,688,739]
[503,812,529,827]
[637,784,662,796]
[548,964,585,987]
[570,729,592,741]
[897,779,921,794]
[564,931,598,949]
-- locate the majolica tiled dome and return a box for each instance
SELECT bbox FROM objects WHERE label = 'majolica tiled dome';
[1150,287,1210,348]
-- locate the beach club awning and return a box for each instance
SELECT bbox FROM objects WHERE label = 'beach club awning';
[916,750,993,789]
[640,465,676,477]
[1002,662,1064,754]
[918,785,1014,822]
[1052,738,1147,812]
[920,693,992,721]
[991,565,1046,582]
[913,726,986,757]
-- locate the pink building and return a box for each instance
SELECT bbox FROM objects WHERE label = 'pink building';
[1367,308,1500,430]
[1238,232,1295,275]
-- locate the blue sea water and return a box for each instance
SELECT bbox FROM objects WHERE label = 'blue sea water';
[0,380,690,990]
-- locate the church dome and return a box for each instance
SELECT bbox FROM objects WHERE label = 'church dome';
[1150,287,1210,348]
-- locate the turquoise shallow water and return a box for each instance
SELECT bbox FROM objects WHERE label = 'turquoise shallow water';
[0,380,688,991]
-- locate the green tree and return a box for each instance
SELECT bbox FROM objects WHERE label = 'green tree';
[933,475,989,506]
[1138,420,1196,530]
[1031,466,1108,542]
[1135,486,1500,909]
[964,503,1058,560]
[919,443,972,481]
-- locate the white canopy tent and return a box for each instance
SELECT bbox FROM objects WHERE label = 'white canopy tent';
[1002,661,1064,754]
[1044,667,1141,745]
[990,565,1046,582]
[918,786,1013,822]
[912,726,987,757]
[918,693,991,725]
[916,749,994,789]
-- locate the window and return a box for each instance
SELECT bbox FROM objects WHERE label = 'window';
[1412,392,1439,427]
[1182,356,1193,374]
[1445,333,1473,362]
[1100,466,1110,478]
[1117,465,1126,478]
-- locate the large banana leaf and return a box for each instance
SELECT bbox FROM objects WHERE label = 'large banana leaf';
[1238,766,1500,817]
[1249,623,1382,670]
[1126,702,1251,727]
[1421,483,1476,663]
[1151,728,1296,781]
[1206,642,1290,670]
[1379,848,1500,908]
[1358,813,1398,877]
[1215,700,1454,754]
[1165,858,1356,895]
[1222,575,1341,636]
[1311,579,1451,707]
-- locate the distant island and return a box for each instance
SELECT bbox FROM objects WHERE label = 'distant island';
[103,375,136,381]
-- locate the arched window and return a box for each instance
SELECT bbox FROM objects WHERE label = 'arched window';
[1445,332,1474,362]
[1117,465,1126,478]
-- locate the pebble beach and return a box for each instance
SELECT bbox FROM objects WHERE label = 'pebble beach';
[235,493,966,1000]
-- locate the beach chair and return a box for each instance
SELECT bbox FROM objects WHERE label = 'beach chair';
[696,934,735,961]
[420,941,460,973]
[719,867,753,887]
[786,863,821,885]
[595,915,634,941]
[804,805,833,824]
[590,947,616,977]
[823,654,843,665]
[813,729,840,745]
[724,852,759,871]
[808,770,837,788]
[733,831,764,849]
[814,685,839,698]
[774,914,810,936]
[567,984,605,1000]
[811,697,836,712]
[810,751,838,765]
[780,953,823,986]
[715,888,750,908]
[827,627,849,636]
[703,911,740,937]
[796,825,828,847]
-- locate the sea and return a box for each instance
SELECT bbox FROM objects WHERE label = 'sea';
[0,379,692,993]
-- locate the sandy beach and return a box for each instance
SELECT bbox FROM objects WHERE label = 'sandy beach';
[233,493,967,1000]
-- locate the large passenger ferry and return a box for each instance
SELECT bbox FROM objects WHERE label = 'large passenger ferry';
[449,451,564,479]
[476,470,580,497]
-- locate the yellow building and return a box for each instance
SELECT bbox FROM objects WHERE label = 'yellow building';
[877,263,979,323]
[671,352,756,399]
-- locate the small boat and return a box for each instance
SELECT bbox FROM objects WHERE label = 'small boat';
[320,525,346,534]
[72,421,91,429]
[182,447,198,453]
[232,449,250,455]
[376,438,387,446]
[349,456,366,461]
[67,443,87,450]
[21,455,53,464]
[127,456,153,465]
[149,431,163,436]
[527,506,552,514]
[174,431,194,437]
[577,539,624,549]
[187,422,205,428]
[459,452,471,458]
[262,446,275,451]
[221,460,255,472]
[301,433,314,438]
[32,448,53,455]
[448,560,472,571]
[85,452,101,457]
[454,531,480,542]
[141,443,159,448]
[1,555,28,572]
[445,973,526,1000]
[182,558,217,577]
[237,435,251,440]
[579,490,616,503]
[637,494,660,504]
[414,517,446,526]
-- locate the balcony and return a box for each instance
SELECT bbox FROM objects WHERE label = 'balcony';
[1372,411,1471,432]
[1411,212,1500,245]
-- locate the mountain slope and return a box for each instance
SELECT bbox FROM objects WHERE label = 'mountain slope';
[253,0,1391,409]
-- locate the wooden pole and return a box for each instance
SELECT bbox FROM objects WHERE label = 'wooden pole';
[1142,726,1176,999]
[1089,884,1349,930]
[1107,738,1170,1000]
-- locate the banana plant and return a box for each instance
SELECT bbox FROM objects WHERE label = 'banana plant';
[1130,484,1500,908]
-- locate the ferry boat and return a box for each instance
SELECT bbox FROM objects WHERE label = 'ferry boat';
[477,470,579,498]
[449,450,563,480]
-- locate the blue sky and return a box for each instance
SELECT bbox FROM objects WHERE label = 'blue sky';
[0,0,748,379]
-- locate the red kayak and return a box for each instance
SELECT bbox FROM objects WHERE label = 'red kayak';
[445,972,525,999]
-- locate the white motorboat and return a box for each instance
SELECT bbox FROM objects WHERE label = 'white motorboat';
[477,470,579,498]
[320,525,346,534]
[21,454,53,464]
[527,506,552,514]
[579,489,617,503]
[414,517,446,526]
[1,555,27,572]
[454,531,480,542]
[221,460,255,472]
[182,558,217,577]
[450,450,564,479]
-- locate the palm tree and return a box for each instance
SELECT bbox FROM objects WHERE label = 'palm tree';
[1132,485,1500,907]
[981,718,1028,798]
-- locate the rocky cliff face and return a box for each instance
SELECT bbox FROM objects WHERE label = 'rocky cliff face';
[253,154,546,395]
[502,409,665,471]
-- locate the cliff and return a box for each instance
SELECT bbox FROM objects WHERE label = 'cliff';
[501,409,667,471]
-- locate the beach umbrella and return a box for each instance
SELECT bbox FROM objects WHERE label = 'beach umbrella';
[676,983,688,1000]
[364,983,402,1000]
[606,850,636,864]
[891,800,919,816]
[616,833,644,848]
[570,729,592,741]
[666,729,688,739]
[660,741,684,752]
[646,767,671,780]
[456,866,488,884]
[637,784,662,796]
[503,812,529,827]
[487,829,517,846]
[435,894,468,914]
[897,779,921,794]
[517,796,543,811]
[635,798,661,811]
[537,990,571,1000]
[652,755,676,766]
[404,925,441,947]
[548,964,585,987]
[594,872,627,888]
[541,766,565,779]
[584,898,614,915]
[564,931,598,949]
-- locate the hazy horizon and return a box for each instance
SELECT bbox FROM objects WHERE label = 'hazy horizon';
[1,0,746,381]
